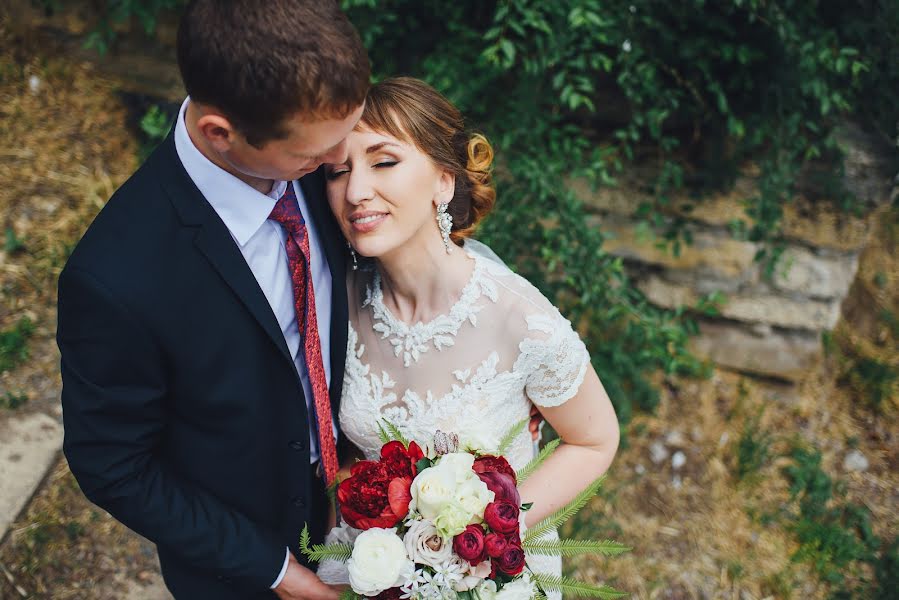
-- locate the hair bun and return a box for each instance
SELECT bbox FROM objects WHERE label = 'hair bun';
[466,133,494,175]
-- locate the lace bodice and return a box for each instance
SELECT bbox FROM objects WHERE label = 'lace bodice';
[339,246,589,470]
[320,246,590,598]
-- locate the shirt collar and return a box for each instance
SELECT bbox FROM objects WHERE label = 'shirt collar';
[174,97,291,246]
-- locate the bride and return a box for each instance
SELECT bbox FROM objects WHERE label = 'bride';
[320,77,620,596]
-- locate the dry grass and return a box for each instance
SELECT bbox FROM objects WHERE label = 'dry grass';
[0,13,897,600]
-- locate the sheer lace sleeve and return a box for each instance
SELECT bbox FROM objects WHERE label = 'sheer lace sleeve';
[519,309,590,408]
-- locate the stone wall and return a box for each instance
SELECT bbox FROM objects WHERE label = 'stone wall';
[572,124,895,381]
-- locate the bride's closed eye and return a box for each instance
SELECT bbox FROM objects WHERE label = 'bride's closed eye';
[325,160,399,180]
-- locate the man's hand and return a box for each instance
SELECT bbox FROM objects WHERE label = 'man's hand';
[273,553,347,600]
[529,405,544,441]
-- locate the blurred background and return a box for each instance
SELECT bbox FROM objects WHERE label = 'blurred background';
[0,1,896,598]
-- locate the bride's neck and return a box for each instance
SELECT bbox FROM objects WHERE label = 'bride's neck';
[376,236,474,324]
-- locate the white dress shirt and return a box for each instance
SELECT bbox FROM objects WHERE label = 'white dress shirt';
[174,97,335,588]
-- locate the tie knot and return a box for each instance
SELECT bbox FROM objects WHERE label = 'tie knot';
[269,183,305,234]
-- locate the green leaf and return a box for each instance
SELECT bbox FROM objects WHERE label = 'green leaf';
[516,438,561,482]
[521,502,534,511]
[525,475,606,543]
[497,417,530,454]
[530,573,627,598]
[523,538,631,557]
[381,420,410,446]
[299,524,353,563]
[416,457,433,473]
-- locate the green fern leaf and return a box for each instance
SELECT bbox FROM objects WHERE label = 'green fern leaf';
[523,538,631,556]
[516,438,561,482]
[381,420,410,446]
[299,524,353,562]
[524,475,605,543]
[376,421,391,445]
[497,417,530,454]
[531,573,627,598]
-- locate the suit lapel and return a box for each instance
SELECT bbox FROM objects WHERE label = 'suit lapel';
[156,134,296,371]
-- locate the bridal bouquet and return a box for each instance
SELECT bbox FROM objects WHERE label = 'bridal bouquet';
[301,422,628,599]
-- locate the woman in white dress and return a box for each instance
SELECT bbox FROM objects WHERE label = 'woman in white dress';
[319,77,620,596]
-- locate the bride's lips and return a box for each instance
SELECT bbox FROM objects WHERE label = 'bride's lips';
[349,210,388,233]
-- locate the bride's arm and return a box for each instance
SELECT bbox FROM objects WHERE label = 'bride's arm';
[517,366,619,528]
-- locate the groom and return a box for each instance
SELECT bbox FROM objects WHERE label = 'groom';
[57,1,368,598]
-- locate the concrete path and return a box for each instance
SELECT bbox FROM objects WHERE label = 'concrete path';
[0,412,63,541]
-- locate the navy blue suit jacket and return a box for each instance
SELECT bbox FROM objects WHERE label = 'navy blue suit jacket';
[57,132,348,598]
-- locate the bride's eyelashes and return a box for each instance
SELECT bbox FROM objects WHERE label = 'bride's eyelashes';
[325,160,399,180]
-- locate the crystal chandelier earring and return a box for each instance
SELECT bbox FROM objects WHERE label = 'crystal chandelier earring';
[347,241,358,271]
[436,202,453,254]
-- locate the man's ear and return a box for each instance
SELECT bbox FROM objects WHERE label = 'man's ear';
[435,169,455,205]
[196,113,239,153]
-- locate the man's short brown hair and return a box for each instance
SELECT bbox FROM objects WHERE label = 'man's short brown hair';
[177,0,370,147]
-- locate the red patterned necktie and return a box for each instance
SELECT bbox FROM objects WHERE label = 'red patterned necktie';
[269,182,338,486]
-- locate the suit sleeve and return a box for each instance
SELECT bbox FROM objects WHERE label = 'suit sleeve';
[57,265,285,591]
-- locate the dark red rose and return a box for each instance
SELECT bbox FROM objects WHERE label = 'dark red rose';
[453,524,487,564]
[380,440,425,479]
[484,533,508,558]
[472,455,517,483]
[478,471,521,505]
[484,500,519,534]
[496,543,526,575]
[372,587,402,600]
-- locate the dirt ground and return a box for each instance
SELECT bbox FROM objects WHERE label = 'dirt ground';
[0,13,896,600]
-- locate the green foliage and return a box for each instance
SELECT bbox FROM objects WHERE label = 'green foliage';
[525,475,606,543]
[4,227,25,253]
[0,317,34,374]
[80,0,897,424]
[530,573,627,599]
[138,104,174,161]
[781,447,883,590]
[736,411,773,480]
[497,417,530,455]
[523,538,630,557]
[299,524,353,562]
[0,391,28,410]
[516,438,561,483]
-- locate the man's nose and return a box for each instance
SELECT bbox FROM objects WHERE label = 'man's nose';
[322,139,349,165]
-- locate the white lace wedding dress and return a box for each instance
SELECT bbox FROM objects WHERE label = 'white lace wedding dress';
[317,242,590,599]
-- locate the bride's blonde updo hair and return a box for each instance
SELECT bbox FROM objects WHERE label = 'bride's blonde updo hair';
[358,77,496,244]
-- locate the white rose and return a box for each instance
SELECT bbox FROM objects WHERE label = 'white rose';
[346,528,415,597]
[495,573,536,600]
[454,477,494,522]
[403,519,453,567]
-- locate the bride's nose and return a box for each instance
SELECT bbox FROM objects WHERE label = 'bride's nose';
[344,167,373,206]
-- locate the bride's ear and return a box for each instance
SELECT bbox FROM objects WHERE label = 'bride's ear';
[434,169,455,206]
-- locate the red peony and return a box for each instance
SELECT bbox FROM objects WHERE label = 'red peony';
[453,524,487,565]
[472,455,517,483]
[381,440,424,479]
[496,543,526,575]
[478,471,521,506]
[372,587,402,600]
[484,532,508,558]
[484,500,520,534]
[337,444,421,530]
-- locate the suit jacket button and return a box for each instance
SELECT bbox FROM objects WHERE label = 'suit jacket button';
[292,497,305,509]
[289,440,304,451]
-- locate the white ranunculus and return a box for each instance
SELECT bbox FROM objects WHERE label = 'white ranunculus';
[403,519,453,567]
[474,579,499,599]
[346,528,415,597]
[411,453,495,536]
[495,573,536,600]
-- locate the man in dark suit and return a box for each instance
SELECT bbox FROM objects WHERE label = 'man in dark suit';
[56,1,369,598]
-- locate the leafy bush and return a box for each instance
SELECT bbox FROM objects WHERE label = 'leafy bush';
[67,0,898,422]
[0,317,34,374]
